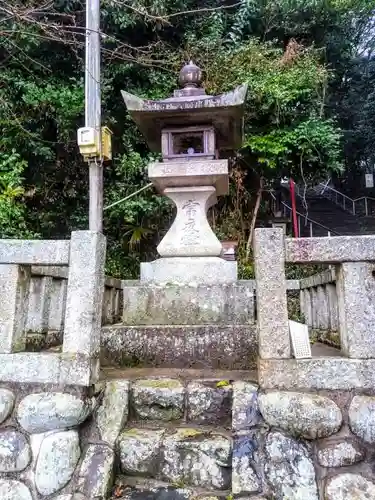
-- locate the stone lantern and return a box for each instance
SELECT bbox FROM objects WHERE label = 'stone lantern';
[122,62,248,284]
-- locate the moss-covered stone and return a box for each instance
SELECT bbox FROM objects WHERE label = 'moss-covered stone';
[136,379,182,389]
[132,379,184,421]
[187,381,232,425]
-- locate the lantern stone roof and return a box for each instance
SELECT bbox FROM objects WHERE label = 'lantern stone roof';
[121,62,248,153]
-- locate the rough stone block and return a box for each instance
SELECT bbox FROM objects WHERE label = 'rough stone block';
[317,440,365,467]
[17,392,93,433]
[101,324,256,370]
[122,282,255,326]
[0,430,30,472]
[0,264,30,353]
[325,473,375,500]
[35,430,80,496]
[0,389,14,424]
[97,380,129,446]
[336,262,375,358]
[63,231,106,359]
[131,379,184,421]
[232,381,261,431]
[349,395,375,443]
[232,434,261,494]
[259,392,342,440]
[140,257,237,285]
[161,429,231,490]
[0,480,32,500]
[187,381,232,425]
[265,431,318,500]
[119,428,164,476]
[253,228,290,358]
[26,275,52,333]
[77,444,114,498]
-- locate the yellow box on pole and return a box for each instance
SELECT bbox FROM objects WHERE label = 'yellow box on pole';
[101,126,112,161]
[77,126,112,161]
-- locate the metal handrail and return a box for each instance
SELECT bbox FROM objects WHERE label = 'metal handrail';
[310,182,375,216]
[270,191,341,237]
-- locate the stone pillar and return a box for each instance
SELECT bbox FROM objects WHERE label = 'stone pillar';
[254,228,290,358]
[26,276,52,333]
[299,289,305,319]
[311,287,319,329]
[317,285,329,330]
[0,265,30,353]
[336,262,375,358]
[326,283,338,331]
[303,289,313,327]
[48,278,67,331]
[113,287,122,323]
[102,286,116,325]
[157,186,222,257]
[63,231,106,366]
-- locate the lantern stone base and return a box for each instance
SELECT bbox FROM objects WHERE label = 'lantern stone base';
[140,257,237,285]
[157,185,222,257]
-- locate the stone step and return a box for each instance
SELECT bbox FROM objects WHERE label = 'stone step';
[122,281,255,325]
[102,376,261,495]
[101,324,257,370]
[112,478,231,500]
[100,367,257,382]
[99,368,257,428]
[117,427,232,492]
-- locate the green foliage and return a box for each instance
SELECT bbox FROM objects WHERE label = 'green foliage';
[0,150,33,238]
[0,0,373,275]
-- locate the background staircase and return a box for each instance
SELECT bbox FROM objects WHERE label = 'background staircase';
[281,185,375,237]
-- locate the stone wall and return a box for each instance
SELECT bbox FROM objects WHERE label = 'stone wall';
[0,231,106,386]
[1,377,374,499]
[25,266,122,341]
[300,269,338,330]
[253,228,375,498]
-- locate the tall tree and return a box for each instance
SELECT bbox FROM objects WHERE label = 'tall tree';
[0,0,373,274]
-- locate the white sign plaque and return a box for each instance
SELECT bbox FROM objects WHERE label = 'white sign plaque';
[365,173,374,188]
[289,320,312,359]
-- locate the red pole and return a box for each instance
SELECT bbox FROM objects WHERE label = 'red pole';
[290,179,299,237]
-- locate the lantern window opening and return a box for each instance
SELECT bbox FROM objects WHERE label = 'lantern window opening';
[161,125,216,162]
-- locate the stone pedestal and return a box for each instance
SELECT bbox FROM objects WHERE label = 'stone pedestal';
[157,186,221,257]
[140,257,237,285]
[142,159,235,284]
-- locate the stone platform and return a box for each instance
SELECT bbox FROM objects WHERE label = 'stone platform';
[101,324,256,370]
[140,257,237,285]
[122,281,255,325]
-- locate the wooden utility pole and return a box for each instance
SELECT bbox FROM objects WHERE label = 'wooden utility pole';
[85,0,103,232]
